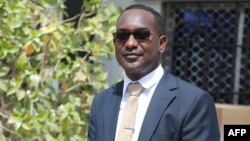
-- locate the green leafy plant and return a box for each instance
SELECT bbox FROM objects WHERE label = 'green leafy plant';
[0,0,121,140]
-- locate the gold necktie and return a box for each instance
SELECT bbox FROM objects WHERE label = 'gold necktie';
[117,82,144,141]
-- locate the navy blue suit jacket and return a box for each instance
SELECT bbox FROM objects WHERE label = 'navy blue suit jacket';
[88,71,220,141]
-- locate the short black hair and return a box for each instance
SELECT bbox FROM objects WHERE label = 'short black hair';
[122,4,165,35]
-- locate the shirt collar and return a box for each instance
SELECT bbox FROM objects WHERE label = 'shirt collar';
[123,64,164,94]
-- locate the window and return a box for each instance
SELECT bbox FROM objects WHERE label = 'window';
[163,2,250,105]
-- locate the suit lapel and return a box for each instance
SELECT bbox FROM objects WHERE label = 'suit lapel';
[138,72,178,141]
[104,81,123,141]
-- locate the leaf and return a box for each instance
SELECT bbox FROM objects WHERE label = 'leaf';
[16,52,27,70]
[8,115,16,124]
[97,72,108,81]
[16,89,26,101]
[42,35,50,44]
[37,112,49,122]
[73,71,86,82]
[21,123,30,130]
[14,121,22,130]
[0,133,6,141]
[0,67,9,77]
[0,80,8,92]
[7,74,24,95]
[40,24,57,35]
[53,30,62,41]
[92,47,100,57]
[61,81,69,92]
[7,86,18,95]
[24,42,35,55]
[45,133,57,141]
[29,74,41,87]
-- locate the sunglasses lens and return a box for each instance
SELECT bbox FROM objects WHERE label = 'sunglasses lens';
[115,31,130,41]
[134,30,150,40]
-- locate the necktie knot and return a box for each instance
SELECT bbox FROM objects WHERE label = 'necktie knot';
[127,82,144,97]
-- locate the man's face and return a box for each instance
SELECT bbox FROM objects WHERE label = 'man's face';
[114,9,167,80]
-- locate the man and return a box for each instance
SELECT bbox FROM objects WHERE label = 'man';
[88,4,220,141]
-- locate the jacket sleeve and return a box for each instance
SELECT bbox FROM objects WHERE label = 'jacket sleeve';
[182,92,220,141]
[87,97,97,141]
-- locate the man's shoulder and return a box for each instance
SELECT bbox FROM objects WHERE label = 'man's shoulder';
[163,73,214,105]
[163,72,208,95]
[94,80,124,99]
[91,80,123,108]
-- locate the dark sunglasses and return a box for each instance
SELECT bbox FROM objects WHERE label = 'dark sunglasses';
[114,29,151,42]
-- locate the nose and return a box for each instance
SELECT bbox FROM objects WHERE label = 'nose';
[125,34,139,49]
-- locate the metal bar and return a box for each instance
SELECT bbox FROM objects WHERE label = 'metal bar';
[233,5,245,104]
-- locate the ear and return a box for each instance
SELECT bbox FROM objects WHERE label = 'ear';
[159,35,168,53]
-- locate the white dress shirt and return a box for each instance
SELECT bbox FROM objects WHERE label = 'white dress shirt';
[115,64,164,141]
